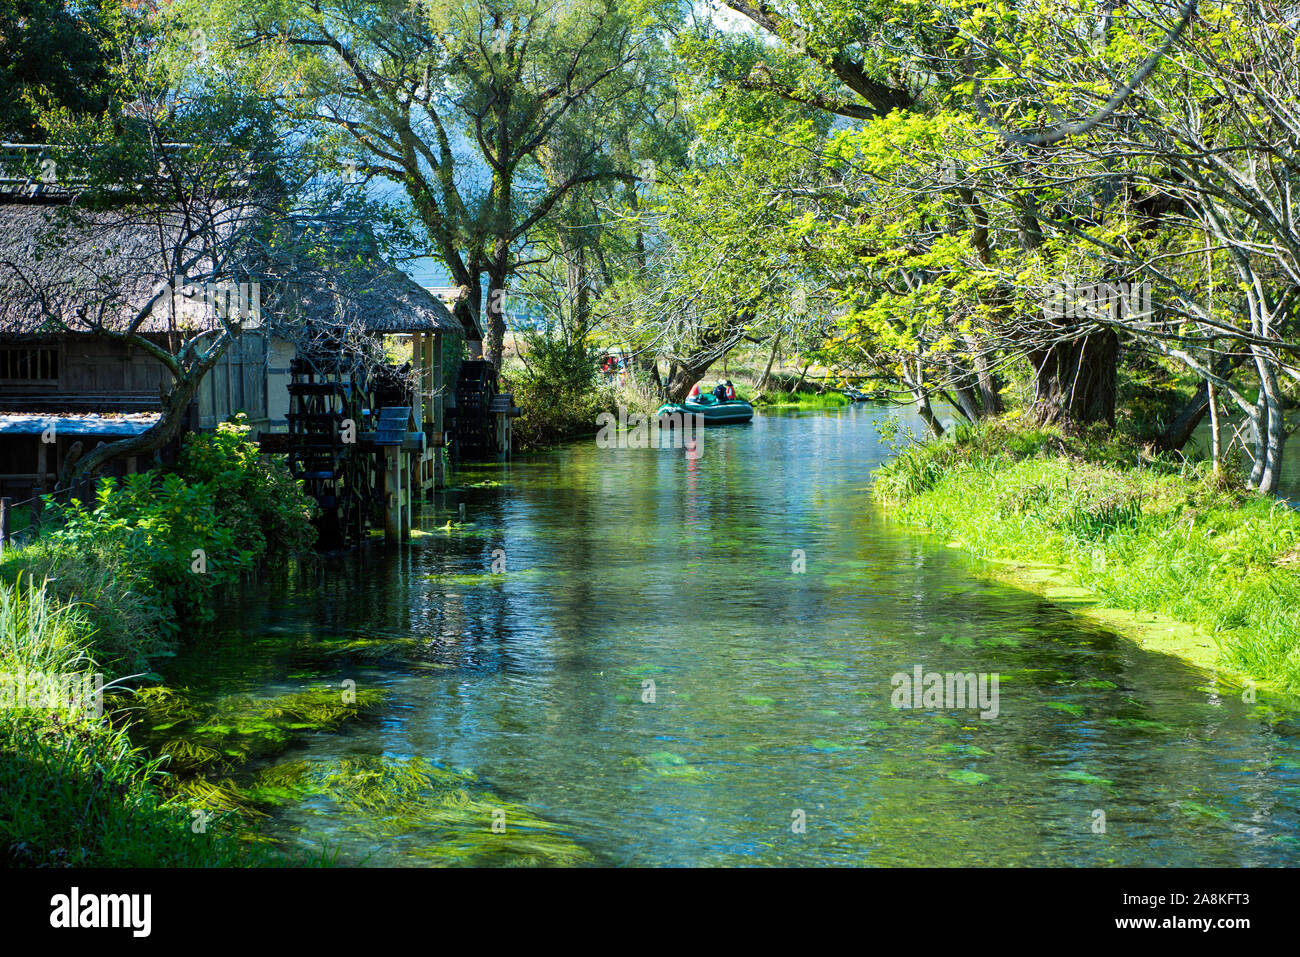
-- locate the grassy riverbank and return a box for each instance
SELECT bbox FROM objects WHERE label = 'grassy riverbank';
[874,421,1300,695]
[0,419,335,866]
[750,389,850,409]
[0,579,262,866]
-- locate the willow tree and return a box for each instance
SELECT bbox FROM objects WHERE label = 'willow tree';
[194,0,674,368]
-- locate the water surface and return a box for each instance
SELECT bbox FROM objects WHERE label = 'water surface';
[169,404,1300,865]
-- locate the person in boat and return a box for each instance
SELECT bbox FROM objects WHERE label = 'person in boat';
[712,381,728,401]
[688,381,702,399]
[724,379,736,400]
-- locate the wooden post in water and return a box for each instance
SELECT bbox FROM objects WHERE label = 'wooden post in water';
[411,333,423,424]
[405,450,414,535]
[433,335,445,488]
[385,445,402,545]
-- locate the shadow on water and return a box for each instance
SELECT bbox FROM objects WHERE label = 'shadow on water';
[162,404,1300,866]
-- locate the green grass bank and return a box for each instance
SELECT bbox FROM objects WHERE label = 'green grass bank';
[873,420,1300,696]
[0,419,334,866]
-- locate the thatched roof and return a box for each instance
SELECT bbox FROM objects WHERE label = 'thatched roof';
[0,202,460,339]
[0,203,215,335]
[290,260,462,336]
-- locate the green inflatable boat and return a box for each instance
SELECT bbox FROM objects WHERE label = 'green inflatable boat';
[656,393,755,425]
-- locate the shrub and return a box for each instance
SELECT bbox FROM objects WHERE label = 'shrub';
[179,415,316,559]
[505,323,617,451]
[48,472,243,626]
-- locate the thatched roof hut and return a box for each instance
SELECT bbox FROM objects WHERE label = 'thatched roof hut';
[0,202,460,340]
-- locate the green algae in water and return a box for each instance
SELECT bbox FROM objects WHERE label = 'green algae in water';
[298,636,422,660]
[1047,702,1085,717]
[948,769,990,785]
[979,636,1022,648]
[1179,800,1231,822]
[168,776,267,817]
[929,743,994,758]
[430,521,492,536]
[118,685,385,775]
[299,756,590,866]
[1107,717,1175,733]
[1056,770,1114,787]
[242,760,318,807]
[624,664,665,677]
[938,634,976,648]
[425,569,545,587]
[624,751,706,779]
[744,696,776,707]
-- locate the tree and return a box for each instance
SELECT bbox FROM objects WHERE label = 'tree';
[199,0,676,369]
[0,0,114,139]
[961,0,1300,490]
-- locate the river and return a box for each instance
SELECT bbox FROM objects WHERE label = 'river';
[163,404,1300,866]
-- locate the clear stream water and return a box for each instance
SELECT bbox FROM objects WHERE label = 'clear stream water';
[164,404,1300,866]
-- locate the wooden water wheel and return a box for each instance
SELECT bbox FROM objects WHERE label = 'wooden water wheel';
[449,359,498,461]
[285,358,374,547]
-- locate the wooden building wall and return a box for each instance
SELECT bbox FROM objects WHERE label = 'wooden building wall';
[0,335,172,410]
[196,331,270,432]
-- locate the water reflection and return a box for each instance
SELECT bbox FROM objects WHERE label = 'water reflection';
[171,405,1300,866]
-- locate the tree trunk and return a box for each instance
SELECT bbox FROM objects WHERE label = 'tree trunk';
[1153,381,1212,453]
[568,244,591,336]
[1253,354,1286,494]
[636,355,665,399]
[456,280,484,358]
[1152,353,1245,452]
[1207,379,1222,475]
[1030,330,1118,428]
[945,356,983,422]
[665,358,716,401]
[756,331,782,395]
[70,349,218,486]
[967,335,1004,416]
[484,245,510,370]
[1248,389,1267,489]
[914,388,944,438]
